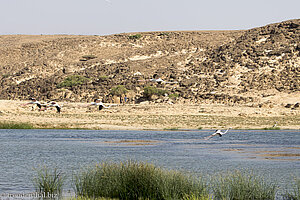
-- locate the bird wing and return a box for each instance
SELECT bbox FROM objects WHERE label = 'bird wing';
[102,104,112,109]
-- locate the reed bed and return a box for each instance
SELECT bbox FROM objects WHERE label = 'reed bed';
[211,170,277,200]
[33,166,64,197]
[31,161,300,200]
[73,160,209,200]
[0,121,33,129]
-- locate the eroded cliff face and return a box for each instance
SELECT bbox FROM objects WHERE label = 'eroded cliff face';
[0,19,299,106]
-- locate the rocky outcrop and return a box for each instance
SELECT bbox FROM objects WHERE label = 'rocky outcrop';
[0,19,299,105]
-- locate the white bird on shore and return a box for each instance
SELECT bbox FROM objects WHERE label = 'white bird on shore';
[204,128,232,140]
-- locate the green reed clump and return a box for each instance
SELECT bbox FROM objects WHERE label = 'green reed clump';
[212,170,277,200]
[33,166,64,197]
[74,160,209,200]
[262,127,280,130]
[283,178,300,200]
[0,122,33,129]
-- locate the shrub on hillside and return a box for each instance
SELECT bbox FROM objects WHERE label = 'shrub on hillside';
[128,34,142,40]
[143,86,168,99]
[57,75,89,88]
[110,85,128,96]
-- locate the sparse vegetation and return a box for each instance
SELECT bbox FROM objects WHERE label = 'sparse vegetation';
[110,85,128,96]
[33,166,64,197]
[57,75,90,88]
[128,34,142,40]
[0,122,33,129]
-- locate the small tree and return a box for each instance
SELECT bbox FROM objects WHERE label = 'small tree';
[110,85,128,96]
[143,86,168,99]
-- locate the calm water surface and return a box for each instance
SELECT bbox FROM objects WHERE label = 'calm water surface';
[0,129,299,195]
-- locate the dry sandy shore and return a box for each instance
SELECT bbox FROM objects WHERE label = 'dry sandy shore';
[0,100,299,130]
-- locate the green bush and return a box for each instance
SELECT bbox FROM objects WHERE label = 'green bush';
[158,32,169,37]
[143,86,169,99]
[0,122,33,129]
[33,166,64,197]
[57,75,89,88]
[110,85,128,96]
[128,34,142,40]
[74,160,209,200]
[212,170,277,200]
[263,127,281,130]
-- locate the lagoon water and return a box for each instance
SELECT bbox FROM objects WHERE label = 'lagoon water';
[0,129,299,195]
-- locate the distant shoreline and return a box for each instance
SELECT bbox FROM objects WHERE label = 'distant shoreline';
[1,100,299,130]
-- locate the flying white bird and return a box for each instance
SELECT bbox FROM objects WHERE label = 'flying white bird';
[48,101,62,113]
[204,128,232,140]
[90,99,113,110]
[22,98,47,111]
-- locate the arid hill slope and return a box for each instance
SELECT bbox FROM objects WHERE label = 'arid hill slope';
[0,19,299,107]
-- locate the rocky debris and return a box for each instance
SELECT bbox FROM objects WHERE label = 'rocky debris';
[285,102,300,109]
[0,19,299,105]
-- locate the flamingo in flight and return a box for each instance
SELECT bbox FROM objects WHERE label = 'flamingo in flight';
[204,128,232,140]
[90,99,113,110]
[23,98,47,111]
[48,101,62,113]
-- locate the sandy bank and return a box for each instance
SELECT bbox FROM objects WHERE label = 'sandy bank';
[0,100,299,130]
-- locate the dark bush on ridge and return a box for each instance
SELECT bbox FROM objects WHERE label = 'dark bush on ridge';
[74,160,209,200]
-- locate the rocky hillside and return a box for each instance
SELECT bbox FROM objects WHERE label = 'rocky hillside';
[0,19,299,105]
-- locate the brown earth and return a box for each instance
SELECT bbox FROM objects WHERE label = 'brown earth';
[0,19,299,129]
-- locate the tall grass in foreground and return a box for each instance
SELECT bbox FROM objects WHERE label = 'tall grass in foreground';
[74,160,209,200]
[212,170,277,200]
[0,121,33,129]
[283,178,300,200]
[33,166,64,197]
